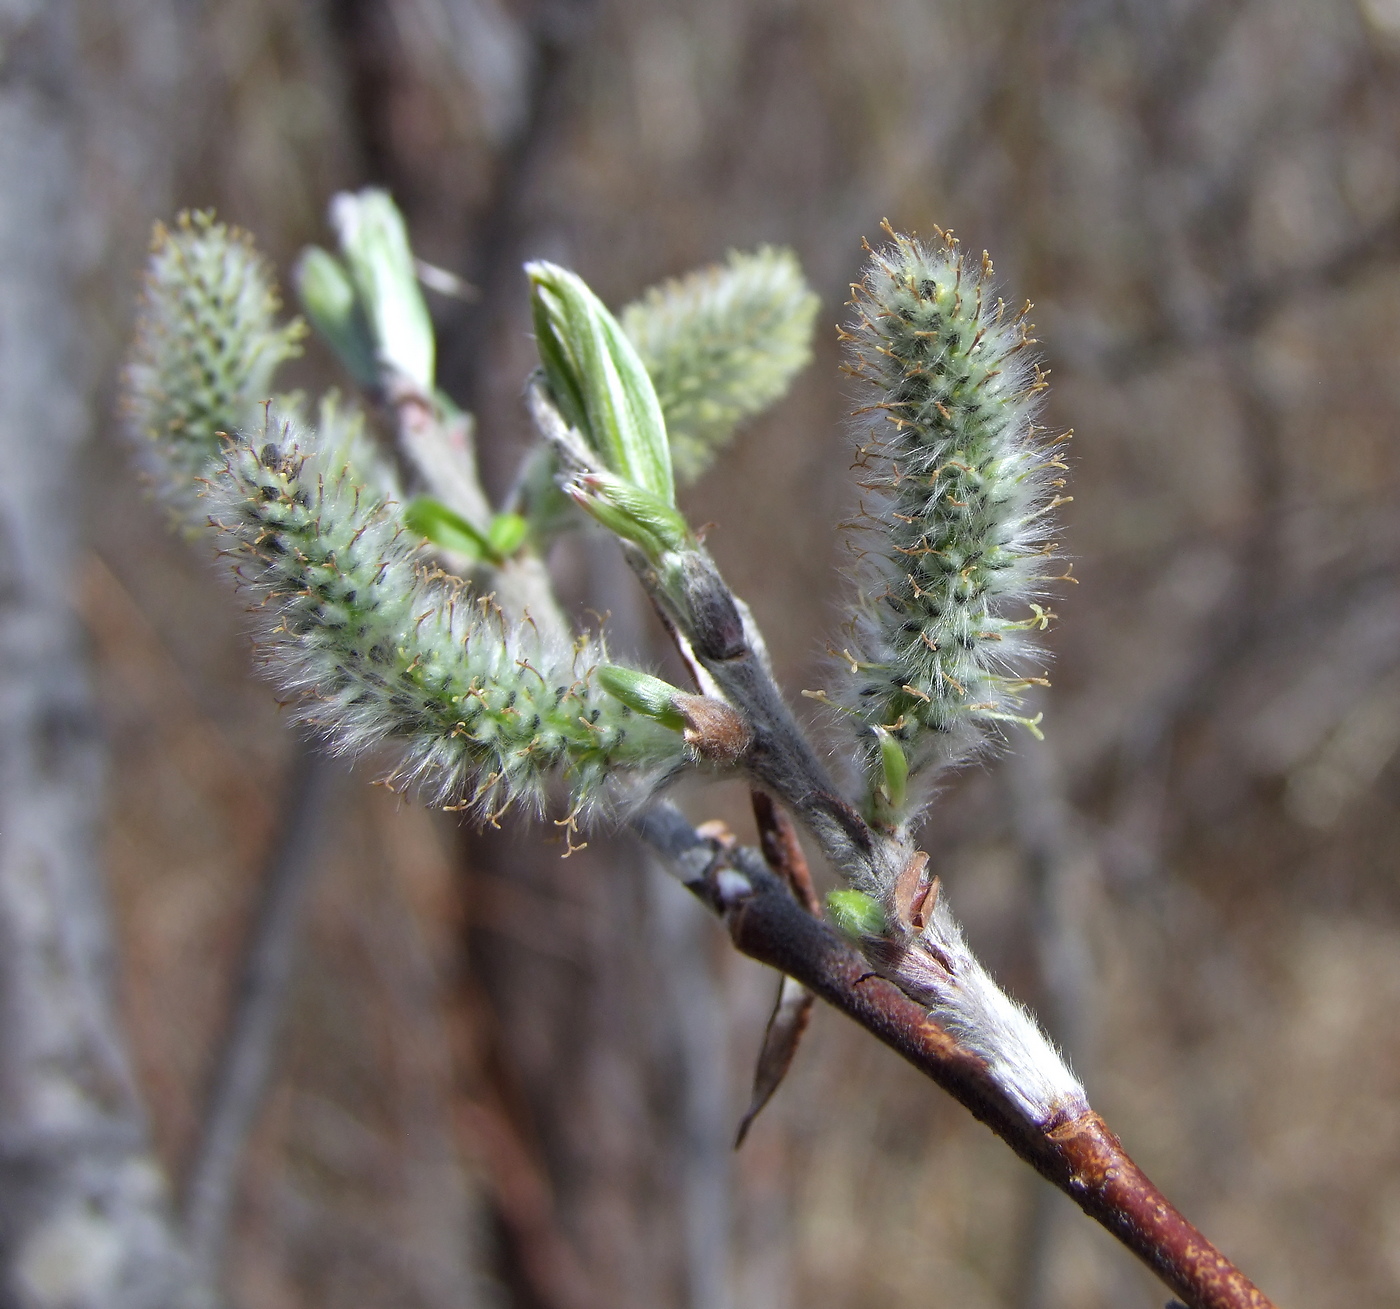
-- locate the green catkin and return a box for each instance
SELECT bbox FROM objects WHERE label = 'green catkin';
[124,212,305,522]
[620,247,819,484]
[210,407,690,821]
[838,227,1069,823]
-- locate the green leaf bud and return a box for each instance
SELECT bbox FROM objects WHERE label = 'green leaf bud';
[526,260,675,504]
[826,889,887,940]
[486,512,529,559]
[597,666,688,732]
[405,495,494,561]
[294,245,378,387]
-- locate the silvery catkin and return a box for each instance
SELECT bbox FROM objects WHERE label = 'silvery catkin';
[838,225,1069,826]
[211,408,690,823]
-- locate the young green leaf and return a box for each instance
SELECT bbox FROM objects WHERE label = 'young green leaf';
[404,496,493,560]
[294,246,378,387]
[527,261,675,504]
[329,189,435,393]
[486,512,529,559]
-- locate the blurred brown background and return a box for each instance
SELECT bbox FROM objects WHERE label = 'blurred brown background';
[8,0,1400,1306]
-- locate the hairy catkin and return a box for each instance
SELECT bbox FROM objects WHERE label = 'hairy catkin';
[210,408,689,823]
[838,227,1069,820]
[124,212,305,523]
[621,247,819,484]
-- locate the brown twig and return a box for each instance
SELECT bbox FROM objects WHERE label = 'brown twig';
[633,804,1276,1309]
[751,790,819,915]
[183,746,336,1291]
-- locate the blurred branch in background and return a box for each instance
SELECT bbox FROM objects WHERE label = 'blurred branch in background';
[182,749,336,1292]
[0,3,194,1307]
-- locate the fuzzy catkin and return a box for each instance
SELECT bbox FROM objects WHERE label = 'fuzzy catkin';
[211,408,690,821]
[124,213,305,522]
[838,228,1068,816]
[621,247,819,484]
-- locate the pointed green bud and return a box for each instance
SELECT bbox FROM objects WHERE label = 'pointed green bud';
[826,889,887,940]
[330,189,435,393]
[596,665,688,732]
[526,261,675,504]
[875,726,909,812]
[565,472,691,560]
[404,495,493,561]
[294,246,379,387]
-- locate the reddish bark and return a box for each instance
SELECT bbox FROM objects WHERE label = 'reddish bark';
[712,849,1276,1309]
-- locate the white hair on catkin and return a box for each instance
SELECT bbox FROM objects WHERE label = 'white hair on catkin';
[836,224,1071,831]
[208,407,689,823]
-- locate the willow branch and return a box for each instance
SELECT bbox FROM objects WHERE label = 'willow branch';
[526,383,886,885]
[183,746,336,1285]
[632,803,1275,1309]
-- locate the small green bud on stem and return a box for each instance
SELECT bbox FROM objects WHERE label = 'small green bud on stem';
[405,497,531,566]
[597,666,689,732]
[826,889,887,939]
[597,666,753,766]
[565,471,692,559]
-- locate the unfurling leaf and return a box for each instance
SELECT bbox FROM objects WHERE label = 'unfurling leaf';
[565,471,691,559]
[329,189,435,393]
[527,260,675,503]
[294,245,378,387]
[405,496,494,561]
